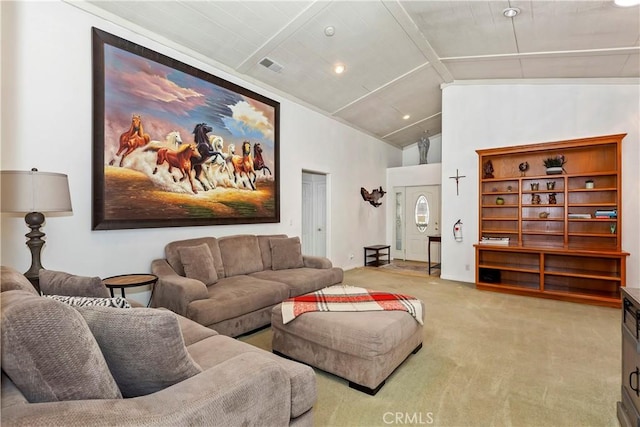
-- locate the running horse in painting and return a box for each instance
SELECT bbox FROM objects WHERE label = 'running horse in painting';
[110,114,151,167]
[253,143,272,177]
[145,143,202,194]
[190,123,223,191]
[231,141,257,190]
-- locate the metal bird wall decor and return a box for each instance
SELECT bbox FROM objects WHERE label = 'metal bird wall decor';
[360,187,386,207]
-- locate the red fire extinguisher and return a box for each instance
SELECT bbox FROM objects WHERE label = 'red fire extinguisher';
[453,219,463,242]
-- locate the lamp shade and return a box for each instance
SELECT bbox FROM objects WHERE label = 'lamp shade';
[1,170,72,213]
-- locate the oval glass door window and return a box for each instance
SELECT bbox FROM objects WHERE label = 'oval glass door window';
[415,194,430,232]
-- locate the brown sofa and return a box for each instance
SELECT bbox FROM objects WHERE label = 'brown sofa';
[151,234,344,337]
[0,266,317,426]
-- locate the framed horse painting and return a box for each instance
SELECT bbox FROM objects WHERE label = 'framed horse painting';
[92,28,280,230]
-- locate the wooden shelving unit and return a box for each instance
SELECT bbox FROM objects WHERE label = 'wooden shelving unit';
[475,134,629,307]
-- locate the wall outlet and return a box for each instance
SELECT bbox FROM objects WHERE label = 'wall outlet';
[349,254,354,260]
[465,264,470,271]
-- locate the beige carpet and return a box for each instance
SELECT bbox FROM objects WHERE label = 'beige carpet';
[240,267,620,427]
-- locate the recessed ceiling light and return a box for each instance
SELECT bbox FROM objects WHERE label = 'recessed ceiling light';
[614,0,640,6]
[402,114,410,120]
[324,26,335,37]
[334,64,345,74]
[502,7,520,18]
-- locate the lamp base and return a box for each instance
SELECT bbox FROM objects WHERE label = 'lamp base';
[24,211,45,294]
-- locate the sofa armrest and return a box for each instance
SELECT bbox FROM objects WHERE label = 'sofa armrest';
[150,259,209,316]
[1,353,292,427]
[302,255,332,269]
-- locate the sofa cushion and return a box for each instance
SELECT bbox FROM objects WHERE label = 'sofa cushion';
[39,269,110,298]
[0,291,122,403]
[165,237,225,279]
[187,334,317,419]
[77,306,203,398]
[270,237,304,271]
[218,235,264,277]
[257,234,288,270]
[251,267,344,297]
[44,294,131,308]
[0,265,38,294]
[187,276,290,327]
[178,243,218,285]
[164,309,218,346]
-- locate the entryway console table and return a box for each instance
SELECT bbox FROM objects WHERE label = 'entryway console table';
[475,134,628,307]
[428,235,441,275]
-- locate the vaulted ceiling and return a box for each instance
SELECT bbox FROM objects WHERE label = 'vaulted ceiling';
[76,1,640,148]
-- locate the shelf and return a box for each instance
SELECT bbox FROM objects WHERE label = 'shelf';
[568,187,616,192]
[476,134,626,307]
[567,202,618,208]
[522,231,564,236]
[564,171,618,178]
[478,262,538,273]
[544,288,620,301]
[544,267,621,281]
[568,233,616,239]
[481,230,519,234]
[477,280,540,291]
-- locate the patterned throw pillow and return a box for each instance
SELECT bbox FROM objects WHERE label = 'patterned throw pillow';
[270,237,305,270]
[44,295,131,309]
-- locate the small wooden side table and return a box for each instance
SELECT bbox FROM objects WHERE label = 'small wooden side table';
[428,235,441,275]
[364,245,391,267]
[103,274,158,306]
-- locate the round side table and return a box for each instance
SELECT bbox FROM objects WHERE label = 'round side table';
[102,274,158,307]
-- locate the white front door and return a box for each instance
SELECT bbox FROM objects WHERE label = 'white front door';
[301,172,327,257]
[405,185,441,262]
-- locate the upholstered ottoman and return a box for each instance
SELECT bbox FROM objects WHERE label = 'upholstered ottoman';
[271,298,424,395]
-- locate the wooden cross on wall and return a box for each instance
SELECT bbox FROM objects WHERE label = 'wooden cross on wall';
[449,169,466,196]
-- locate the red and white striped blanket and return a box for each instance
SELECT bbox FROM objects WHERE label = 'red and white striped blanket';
[281,285,423,325]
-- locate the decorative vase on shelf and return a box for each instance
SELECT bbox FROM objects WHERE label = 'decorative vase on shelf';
[496,197,505,205]
[546,167,563,175]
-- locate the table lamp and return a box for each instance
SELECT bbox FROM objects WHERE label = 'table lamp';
[1,168,73,290]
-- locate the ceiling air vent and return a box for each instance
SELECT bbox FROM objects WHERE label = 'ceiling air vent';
[259,57,283,73]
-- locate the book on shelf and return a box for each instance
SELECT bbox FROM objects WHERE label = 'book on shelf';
[594,210,617,218]
[479,237,510,245]
[568,213,592,219]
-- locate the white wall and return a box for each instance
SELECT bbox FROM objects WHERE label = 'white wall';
[402,133,442,166]
[0,1,401,304]
[441,80,640,288]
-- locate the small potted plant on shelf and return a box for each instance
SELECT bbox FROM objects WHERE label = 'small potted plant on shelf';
[543,154,566,175]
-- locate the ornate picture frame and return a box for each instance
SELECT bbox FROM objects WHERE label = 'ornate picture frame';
[92,28,280,230]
